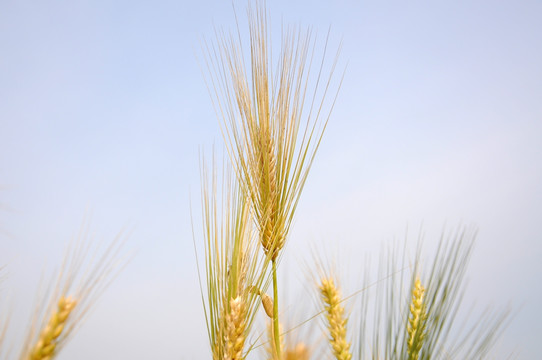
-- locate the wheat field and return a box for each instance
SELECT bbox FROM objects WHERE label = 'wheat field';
[2,0,540,359]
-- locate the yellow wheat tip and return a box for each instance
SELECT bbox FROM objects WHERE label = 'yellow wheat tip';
[30,296,77,360]
[407,278,428,360]
[224,296,246,360]
[319,278,352,360]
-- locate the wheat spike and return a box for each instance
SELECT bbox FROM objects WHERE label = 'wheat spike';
[407,278,427,360]
[205,2,341,262]
[224,297,246,360]
[199,160,266,360]
[319,278,351,360]
[259,134,282,260]
[29,296,76,360]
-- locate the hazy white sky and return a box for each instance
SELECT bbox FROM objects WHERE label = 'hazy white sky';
[1,0,541,359]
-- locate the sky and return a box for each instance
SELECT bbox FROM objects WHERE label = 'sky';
[1,0,541,359]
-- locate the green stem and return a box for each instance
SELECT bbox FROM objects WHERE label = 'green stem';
[272,258,281,359]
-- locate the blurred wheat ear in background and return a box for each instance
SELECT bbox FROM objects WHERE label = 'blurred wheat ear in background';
[29,296,76,360]
[406,278,427,360]
[352,228,511,360]
[319,277,352,360]
[13,220,129,360]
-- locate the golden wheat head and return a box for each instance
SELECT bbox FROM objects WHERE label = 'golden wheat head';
[20,221,128,360]
[198,159,270,360]
[319,277,352,360]
[29,296,77,360]
[406,278,427,360]
[224,296,247,360]
[204,2,341,262]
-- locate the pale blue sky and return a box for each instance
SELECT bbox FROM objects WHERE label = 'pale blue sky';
[1,0,541,359]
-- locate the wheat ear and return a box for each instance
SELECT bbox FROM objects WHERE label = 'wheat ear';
[224,296,246,360]
[199,159,268,360]
[19,221,128,360]
[407,278,427,360]
[319,277,351,360]
[29,296,76,360]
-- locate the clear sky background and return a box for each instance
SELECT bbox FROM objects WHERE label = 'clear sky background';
[1,0,541,359]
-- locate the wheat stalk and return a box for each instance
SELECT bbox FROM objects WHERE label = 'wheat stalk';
[265,319,284,360]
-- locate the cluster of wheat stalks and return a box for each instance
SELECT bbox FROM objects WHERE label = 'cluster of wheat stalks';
[0,222,127,360]
[197,2,509,360]
[0,2,510,359]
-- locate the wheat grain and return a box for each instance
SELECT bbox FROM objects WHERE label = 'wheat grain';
[261,292,274,319]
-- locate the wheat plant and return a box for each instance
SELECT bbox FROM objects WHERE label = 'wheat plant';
[198,158,272,359]
[202,2,341,356]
